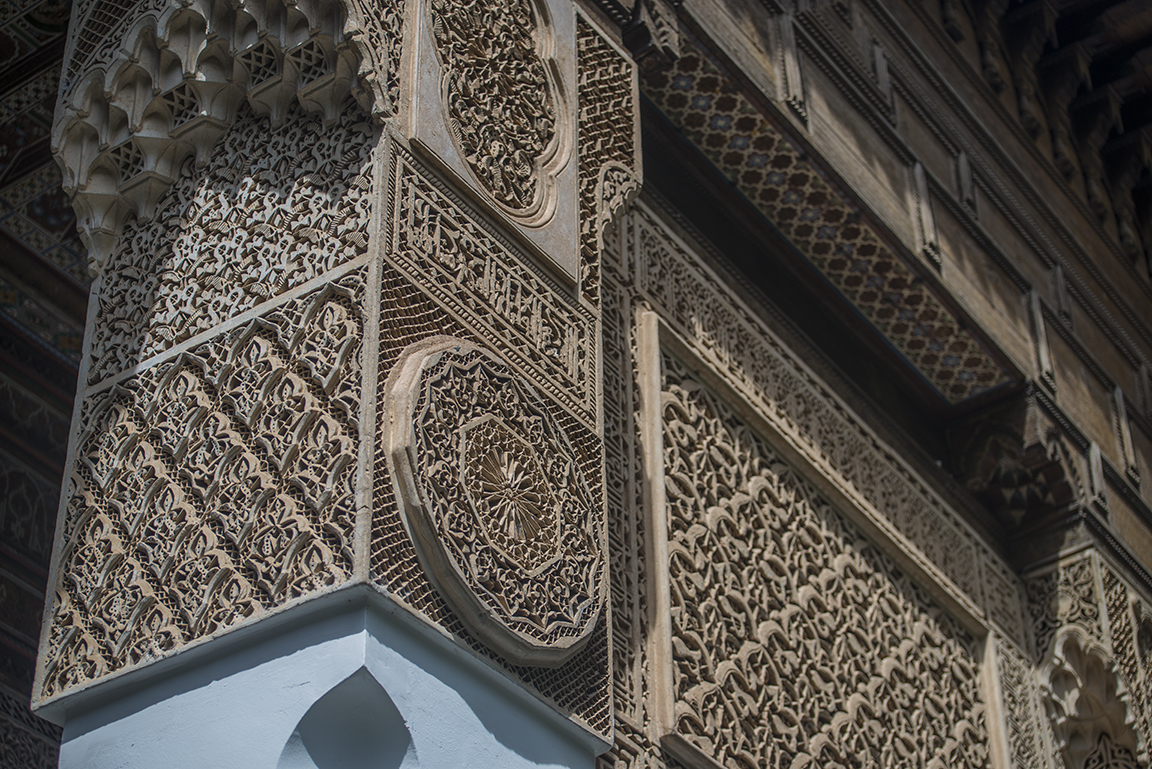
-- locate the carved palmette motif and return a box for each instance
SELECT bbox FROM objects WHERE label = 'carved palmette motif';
[384,338,604,665]
[1083,733,1140,769]
[428,0,560,214]
[38,277,364,700]
[660,352,988,768]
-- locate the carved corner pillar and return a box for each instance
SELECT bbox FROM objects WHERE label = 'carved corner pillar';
[39,0,642,761]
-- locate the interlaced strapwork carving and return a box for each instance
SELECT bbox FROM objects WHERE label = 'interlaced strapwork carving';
[577,17,638,305]
[38,276,364,700]
[661,352,988,769]
[87,103,374,386]
[1027,557,1102,663]
[429,0,557,212]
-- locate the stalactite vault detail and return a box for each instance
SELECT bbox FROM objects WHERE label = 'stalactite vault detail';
[87,103,375,387]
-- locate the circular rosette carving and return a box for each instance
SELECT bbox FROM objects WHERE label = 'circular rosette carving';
[384,337,603,666]
[428,0,566,221]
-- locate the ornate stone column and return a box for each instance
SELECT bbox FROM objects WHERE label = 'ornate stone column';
[34,0,640,765]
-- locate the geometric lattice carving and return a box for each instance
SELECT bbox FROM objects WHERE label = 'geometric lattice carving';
[577,15,639,305]
[660,352,989,768]
[642,42,1012,402]
[36,276,364,702]
[384,337,604,666]
[999,637,1054,769]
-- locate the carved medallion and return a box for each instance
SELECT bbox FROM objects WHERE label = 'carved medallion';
[428,0,560,215]
[385,337,603,665]
[461,416,561,574]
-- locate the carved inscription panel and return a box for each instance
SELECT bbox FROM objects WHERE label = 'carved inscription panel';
[660,352,989,768]
[389,152,596,423]
[37,276,364,701]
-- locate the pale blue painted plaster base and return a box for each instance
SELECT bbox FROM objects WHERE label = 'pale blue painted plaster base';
[51,588,605,769]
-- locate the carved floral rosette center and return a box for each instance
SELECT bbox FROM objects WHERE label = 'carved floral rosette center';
[428,0,563,219]
[385,337,603,666]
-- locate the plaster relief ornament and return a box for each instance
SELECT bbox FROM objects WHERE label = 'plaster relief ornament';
[384,337,604,666]
[427,0,565,222]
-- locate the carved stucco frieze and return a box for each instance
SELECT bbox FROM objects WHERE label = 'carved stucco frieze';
[384,337,605,666]
[998,636,1056,769]
[1021,556,1152,769]
[0,687,60,769]
[388,150,598,424]
[628,202,1028,637]
[1102,565,1152,765]
[1042,634,1141,769]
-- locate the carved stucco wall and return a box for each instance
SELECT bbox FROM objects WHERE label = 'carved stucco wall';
[38,0,639,745]
[595,198,1016,768]
[594,196,1152,769]
[659,351,988,767]
[40,0,1152,765]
